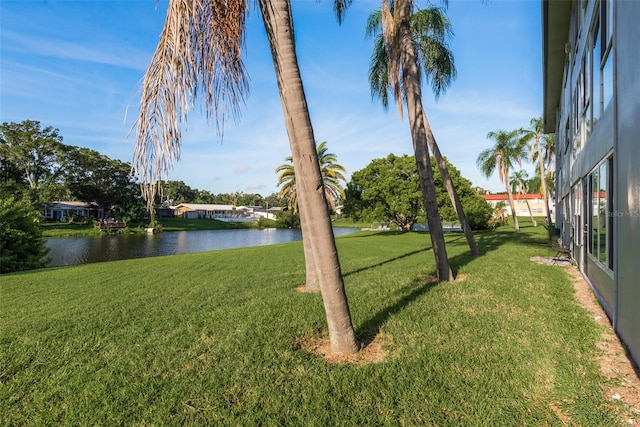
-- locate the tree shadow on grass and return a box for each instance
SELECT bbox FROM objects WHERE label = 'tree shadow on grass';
[356,275,440,347]
[343,248,428,278]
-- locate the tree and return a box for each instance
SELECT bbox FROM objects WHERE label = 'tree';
[132,0,358,353]
[0,194,49,273]
[365,1,456,279]
[477,129,528,233]
[344,153,492,231]
[345,154,423,231]
[522,117,555,225]
[64,146,138,214]
[366,5,479,254]
[0,120,67,204]
[275,141,347,212]
[275,140,347,293]
[510,169,536,227]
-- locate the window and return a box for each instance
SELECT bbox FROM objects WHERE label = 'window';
[573,182,582,246]
[601,0,614,112]
[588,156,613,270]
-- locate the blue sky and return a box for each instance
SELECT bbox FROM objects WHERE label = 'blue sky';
[1,0,542,197]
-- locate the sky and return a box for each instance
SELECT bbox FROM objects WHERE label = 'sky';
[0,0,543,197]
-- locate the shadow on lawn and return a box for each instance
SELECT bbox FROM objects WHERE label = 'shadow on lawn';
[357,275,439,346]
[343,248,428,278]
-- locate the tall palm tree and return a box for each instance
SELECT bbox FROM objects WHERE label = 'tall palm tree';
[275,141,347,212]
[361,0,453,280]
[477,129,528,233]
[275,141,347,293]
[366,4,479,258]
[522,117,554,226]
[132,0,358,354]
[510,169,536,227]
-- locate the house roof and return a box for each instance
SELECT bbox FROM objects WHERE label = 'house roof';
[44,201,96,208]
[482,194,543,201]
[542,0,573,133]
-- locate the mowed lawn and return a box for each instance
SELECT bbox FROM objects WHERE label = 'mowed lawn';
[1,221,621,425]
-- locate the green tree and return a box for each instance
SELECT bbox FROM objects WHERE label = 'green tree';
[477,129,528,233]
[365,1,458,279]
[64,146,138,214]
[345,153,492,231]
[0,120,67,204]
[132,0,358,354]
[345,154,423,231]
[0,194,49,273]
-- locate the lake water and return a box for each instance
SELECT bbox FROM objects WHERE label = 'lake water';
[45,228,360,267]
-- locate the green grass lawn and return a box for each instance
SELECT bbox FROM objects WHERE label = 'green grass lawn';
[1,221,622,425]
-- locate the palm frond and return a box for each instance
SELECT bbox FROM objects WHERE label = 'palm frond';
[132,0,250,207]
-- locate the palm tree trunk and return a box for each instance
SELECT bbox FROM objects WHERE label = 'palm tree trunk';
[536,136,552,226]
[422,112,480,257]
[398,0,451,281]
[259,0,358,353]
[524,198,537,227]
[299,204,320,291]
[505,174,520,233]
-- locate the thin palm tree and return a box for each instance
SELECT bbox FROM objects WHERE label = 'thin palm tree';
[522,117,554,226]
[366,4,479,258]
[275,141,347,293]
[477,129,528,233]
[361,0,453,280]
[132,0,358,354]
[510,169,536,227]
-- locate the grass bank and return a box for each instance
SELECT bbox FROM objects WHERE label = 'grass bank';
[1,221,621,425]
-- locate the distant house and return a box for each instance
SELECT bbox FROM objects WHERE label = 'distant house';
[481,194,549,217]
[173,203,253,221]
[42,201,103,221]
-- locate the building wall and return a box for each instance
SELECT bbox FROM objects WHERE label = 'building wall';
[613,0,640,367]
[551,0,640,365]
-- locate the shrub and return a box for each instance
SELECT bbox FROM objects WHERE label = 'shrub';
[0,195,49,273]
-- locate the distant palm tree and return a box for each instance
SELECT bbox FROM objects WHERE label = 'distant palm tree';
[477,129,528,233]
[275,141,347,212]
[522,117,555,225]
[366,4,479,258]
[132,0,358,354]
[510,169,537,227]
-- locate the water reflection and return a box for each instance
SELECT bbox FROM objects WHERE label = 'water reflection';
[45,228,358,267]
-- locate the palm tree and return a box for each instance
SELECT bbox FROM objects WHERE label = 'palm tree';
[522,117,555,226]
[360,0,453,280]
[275,141,347,293]
[366,4,479,258]
[477,129,528,233]
[510,169,536,227]
[275,141,347,212]
[132,0,358,354]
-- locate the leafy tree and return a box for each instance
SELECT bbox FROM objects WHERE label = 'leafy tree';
[275,209,300,229]
[64,146,137,213]
[345,153,491,231]
[161,180,197,205]
[0,194,49,273]
[131,0,358,353]
[0,120,67,204]
[477,129,528,233]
